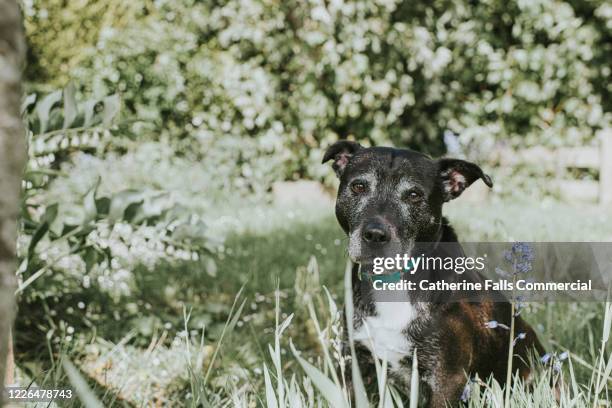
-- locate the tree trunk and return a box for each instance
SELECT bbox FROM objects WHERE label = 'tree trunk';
[0,0,26,392]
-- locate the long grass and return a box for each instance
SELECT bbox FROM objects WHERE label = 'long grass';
[180,258,612,407]
[18,200,612,406]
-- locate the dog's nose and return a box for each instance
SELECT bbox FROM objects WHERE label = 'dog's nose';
[362,222,390,244]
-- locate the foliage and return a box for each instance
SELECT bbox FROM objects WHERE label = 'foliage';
[16,86,222,356]
[23,0,612,185]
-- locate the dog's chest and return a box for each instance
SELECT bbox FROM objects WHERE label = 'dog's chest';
[353,302,416,368]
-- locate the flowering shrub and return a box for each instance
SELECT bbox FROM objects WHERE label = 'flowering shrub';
[17,87,223,354]
[23,0,611,186]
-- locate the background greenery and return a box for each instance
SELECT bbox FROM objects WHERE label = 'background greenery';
[14,0,612,406]
[23,0,611,180]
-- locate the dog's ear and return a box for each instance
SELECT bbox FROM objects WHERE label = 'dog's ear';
[322,140,362,176]
[438,158,493,201]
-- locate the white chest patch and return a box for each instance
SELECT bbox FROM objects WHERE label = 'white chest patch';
[353,302,416,369]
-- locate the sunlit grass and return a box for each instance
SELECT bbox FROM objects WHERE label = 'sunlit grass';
[17,199,612,406]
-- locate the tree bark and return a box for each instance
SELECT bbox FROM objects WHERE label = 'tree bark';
[0,0,26,393]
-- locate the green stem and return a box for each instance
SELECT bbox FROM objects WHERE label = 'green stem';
[504,267,517,407]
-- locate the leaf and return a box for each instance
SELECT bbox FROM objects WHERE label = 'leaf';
[83,246,100,272]
[344,261,369,408]
[409,348,419,408]
[263,363,279,408]
[102,94,120,127]
[21,93,37,115]
[290,340,346,408]
[323,286,338,320]
[83,178,100,224]
[63,82,78,129]
[42,203,59,224]
[83,99,98,128]
[108,190,145,223]
[597,352,612,394]
[27,203,59,259]
[603,302,612,344]
[277,313,294,337]
[95,197,111,216]
[123,201,144,223]
[60,224,79,237]
[62,360,105,408]
[36,90,62,134]
[27,222,49,261]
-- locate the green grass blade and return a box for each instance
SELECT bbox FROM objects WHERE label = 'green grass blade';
[263,363,279,408]
[62,360,104,408]
[344,260,369,408]
[409,347,419,408]
[290,340,347,408]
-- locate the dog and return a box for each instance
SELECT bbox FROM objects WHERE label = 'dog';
[323,141,544,407]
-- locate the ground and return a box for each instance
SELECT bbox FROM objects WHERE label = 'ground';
[15,195,612,406]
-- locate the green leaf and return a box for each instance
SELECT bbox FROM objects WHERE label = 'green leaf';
[83,99,98,128]
[290,340,347,408]
[27,222,49,260]
[83,178,101,224]
[42,203,59,224]
[60,224,79,237]
[83,246,100,272]
[102,94,120,127]
[62,360,105,408]
[409,348,419,408]
[263,363,279,408]
[344,261,369,408]
[108,190,145,223]
[95,197,111,216]
[26,203,59,260]
[21,93,37,115]
[63,82,78,129]
[36,90,62,134]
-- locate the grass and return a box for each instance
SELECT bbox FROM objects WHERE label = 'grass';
[14,198,612,406]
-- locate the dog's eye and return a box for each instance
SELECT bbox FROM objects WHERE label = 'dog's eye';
[404,189,423,202]
[350,182,367,194]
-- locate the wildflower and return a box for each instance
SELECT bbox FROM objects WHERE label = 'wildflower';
[512,332,526,346]
[460,382,471,402]
[485,320,510,330]
[540,353,552,364]
[559,351,569,361]
[505,242,535,275]
[515,262,532,274]
[512,242,534,261]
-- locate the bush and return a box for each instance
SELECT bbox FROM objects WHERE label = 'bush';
[23,0,611,183]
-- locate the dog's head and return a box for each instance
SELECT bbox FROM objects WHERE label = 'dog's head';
[323,141,492,263]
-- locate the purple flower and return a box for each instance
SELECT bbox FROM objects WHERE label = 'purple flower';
[553,361,562,373]
[460,383,471,402]
[559,351,569,361]
[512,243,535,261]
[540,353,552,364]
[515,262,532,274]
[505,243,535,275]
